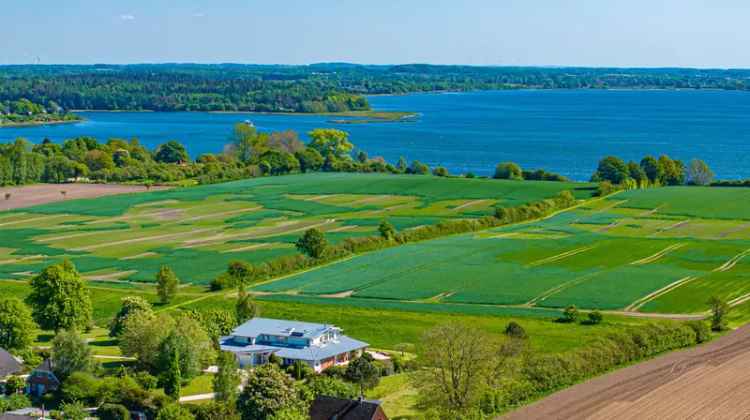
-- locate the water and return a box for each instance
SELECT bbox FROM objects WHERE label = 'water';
[3,90,750,181]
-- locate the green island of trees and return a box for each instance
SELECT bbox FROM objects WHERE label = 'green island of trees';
[0,98,81,127]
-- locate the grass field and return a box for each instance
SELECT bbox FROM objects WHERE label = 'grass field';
[255,186,750,316]
[0,173,590,285]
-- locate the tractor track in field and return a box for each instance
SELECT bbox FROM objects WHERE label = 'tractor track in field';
[501,324,750,420]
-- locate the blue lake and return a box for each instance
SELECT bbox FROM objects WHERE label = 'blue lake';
[2,90,750,181]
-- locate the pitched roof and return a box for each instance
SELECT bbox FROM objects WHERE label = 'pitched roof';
[231,317,337,340]
[309,396,386,420]
[220,334,368,361]
[0,348,23,377]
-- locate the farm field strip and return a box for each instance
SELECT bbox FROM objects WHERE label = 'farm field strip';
[526,246,596,267]
[630,243,687,265]
[624,276,697,312]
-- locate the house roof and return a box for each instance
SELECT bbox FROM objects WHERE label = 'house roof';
[309,396,386,420]
[0,348,23,378]
[220,334,368,362]
[231,317,339,340]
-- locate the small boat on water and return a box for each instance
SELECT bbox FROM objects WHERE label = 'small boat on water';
[243,119,255,127]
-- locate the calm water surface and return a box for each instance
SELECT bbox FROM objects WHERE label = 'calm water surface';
[3,90,750,180]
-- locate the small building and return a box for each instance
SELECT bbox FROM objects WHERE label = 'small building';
[309,396,389,420]
[0,348,24,393]
[25,359,60,397]
[220,318,368,373]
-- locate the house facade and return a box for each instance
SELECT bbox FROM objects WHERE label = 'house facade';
[220,318,368,372]
[25,359,60,397]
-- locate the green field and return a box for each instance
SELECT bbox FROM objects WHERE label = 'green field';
[0,173,589,284]
[255,187,750,315]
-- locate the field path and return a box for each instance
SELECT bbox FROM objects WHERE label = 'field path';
[526,246,595,267]
[713,248,750,272]
[624,276,697,312]
[629,243,686,265]
[501,324,750,420]
[0,183,168,211]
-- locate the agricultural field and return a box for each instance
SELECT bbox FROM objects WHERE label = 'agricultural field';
[0,173,589,284]
[255,186,750,316]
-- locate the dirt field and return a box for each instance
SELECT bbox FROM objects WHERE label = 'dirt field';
[502,324,750,420]
[0,184,166,211]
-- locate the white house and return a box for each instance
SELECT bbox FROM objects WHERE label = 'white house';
[219,318,368,372]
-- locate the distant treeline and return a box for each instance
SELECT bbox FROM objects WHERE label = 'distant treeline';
[1,64,750,112]
[0,98,80,125]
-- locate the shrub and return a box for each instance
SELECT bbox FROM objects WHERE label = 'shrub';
[98,403,131,420]
[559,305,579,323]
[586,311,603,325]
[494,162,523,180]
[504,321,528,339]
[686,320,710,343]
[432,166,449,177]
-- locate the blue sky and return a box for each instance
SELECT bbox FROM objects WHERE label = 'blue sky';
[2,0,750,67]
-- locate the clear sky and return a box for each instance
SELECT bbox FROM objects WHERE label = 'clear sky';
[2,0,749,68]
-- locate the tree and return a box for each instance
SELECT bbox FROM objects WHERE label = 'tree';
[356,150,369,164]
[84,149,115,172]
[158,404,196,420]
[154,141,189,164]
[26,260,92,331]
[98,403,131,420]
[504,321,527,339]
[658,155,686,185]
[561,305,579,323]
[345,354,380,397]
[408,160,430,175]
[432,166,449,177]
[51,330,96,381]
[295,228,327,259]
[294,148,323,172]
[0,297,36,353]
[189,401,240,420]
[157,265,179,304]
[119,311,174,372]
[236,289,258,324]
[157,317,214,381]
[708,296,730,332]
[640,156,663,184]
[687,159,714,186]
[411,323,496,414]
[627,161,647,186]
[60,401,88,420]
[4,375,25,395]
[109,296,154,337]
[230,123,261,164]
[227,261,254,286]
[592,156,629,184]
[308,129,353,159]
[587,310,604,325]
[162,348,182,400]
[213,351,240,405]
[378,220,396,241]
[396,156,408,173]
[303,375,357,399]
[237,364,306,420]
[494,162,523,180]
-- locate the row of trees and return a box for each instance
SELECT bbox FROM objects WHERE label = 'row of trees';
[0,98,80,125]
[494,162,568,182]
[591,154,715,188]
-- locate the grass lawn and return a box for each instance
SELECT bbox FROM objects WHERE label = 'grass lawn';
[366,373,418,419]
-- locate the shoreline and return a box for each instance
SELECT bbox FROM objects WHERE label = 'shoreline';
[0,118,83,128]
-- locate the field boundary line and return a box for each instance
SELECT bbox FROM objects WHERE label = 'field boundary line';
[526,271,602,306]
[624,276,697,312]
[526,246,595,268]
[713,248,750,272]
[630,243,686,265]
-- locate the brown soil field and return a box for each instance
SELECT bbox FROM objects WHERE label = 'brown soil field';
[502,324,750,420]
[0,184,167,211]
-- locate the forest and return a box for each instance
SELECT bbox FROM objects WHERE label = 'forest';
[1,64,749,112]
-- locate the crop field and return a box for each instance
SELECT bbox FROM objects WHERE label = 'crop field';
[255,186,750,315]
[0,173,589,284]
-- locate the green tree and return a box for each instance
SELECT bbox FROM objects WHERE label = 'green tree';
[396,156,408,172]
[157,317,214,381]
[51,330,96,381]
[308,129,353,159]
[378,219,396,241]
[0,297,36,353]
[163,348,182,400]
[295,228,328,259]
[640,156,663,184]
[109,296,154,337]
[189,401,240,420]
[237,364,306,420]
[156,265,180,304]
[345,355,380,397]
[303,375,357,399]
[658,155,686,185]
[504,321,527,339]
[587,310,604,325]
[98,403,131,420]
[60,401,88,420]
[561,305,579,323]
[411,323,496,415]
[687,158,714,186]
[26,260,92,331]
[236,289,258,324]
[231,123,261,164]
[708,296,730,332]
[592,156,629,184]
[408,160,430,175]
[494,162,523,180]
[157,404,196,420]
[294,148,323,172]
[154,141,189,164]
[213,351,240,405]
[627,161,647,185]
[432,166,449,177]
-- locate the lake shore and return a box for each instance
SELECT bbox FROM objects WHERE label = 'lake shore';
[0,118,83,128]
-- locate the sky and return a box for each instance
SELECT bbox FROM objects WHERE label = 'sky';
[2,0,750,68]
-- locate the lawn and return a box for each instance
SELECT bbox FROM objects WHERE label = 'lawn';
[0,173,591,285]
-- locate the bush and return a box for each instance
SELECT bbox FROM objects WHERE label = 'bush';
[559,305,579,323]
[504,321,528,339]
[286,361,314,380]
[494,162,523,180]
[98,403,131,420]
[595,181,617,197]
[432,166,449,177]
[586,311,603,325]
[686,320,710,343]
